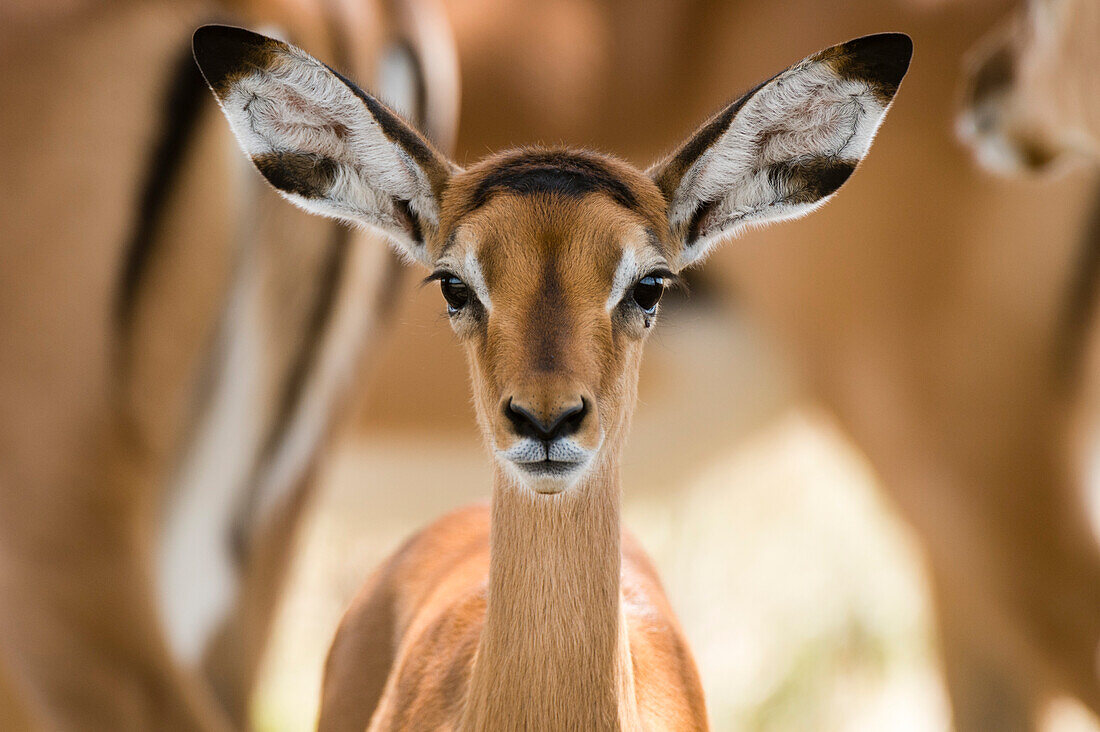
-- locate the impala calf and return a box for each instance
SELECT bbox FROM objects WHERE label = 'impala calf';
[192,25,911,729]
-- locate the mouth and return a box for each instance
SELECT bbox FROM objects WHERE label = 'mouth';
[513,458,585,479]
[498,437,595,492]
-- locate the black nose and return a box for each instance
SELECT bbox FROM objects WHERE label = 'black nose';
[505,398,587,441]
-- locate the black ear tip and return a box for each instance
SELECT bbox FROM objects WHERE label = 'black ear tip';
[846,32,913,59]
[192,24,277,92]
[842,32,914,91]
[192,24,268,61]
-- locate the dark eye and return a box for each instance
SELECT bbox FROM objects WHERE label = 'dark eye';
[631,275,665,314]
[440,276,470,313]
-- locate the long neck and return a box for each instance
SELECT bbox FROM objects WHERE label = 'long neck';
[460,459,639,731]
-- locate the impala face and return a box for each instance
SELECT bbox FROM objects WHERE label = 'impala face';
[430,153,675,491]
[193,25,911,494]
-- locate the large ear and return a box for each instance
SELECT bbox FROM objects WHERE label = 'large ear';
[649,33,912,266]
[192,25,455,265]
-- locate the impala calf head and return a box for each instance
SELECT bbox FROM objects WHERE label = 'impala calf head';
[194,26,911,494]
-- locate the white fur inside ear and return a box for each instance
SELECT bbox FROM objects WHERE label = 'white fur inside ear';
[671,59,893,265]
[211,40,439,262]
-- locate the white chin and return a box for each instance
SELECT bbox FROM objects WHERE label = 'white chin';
[531,481,569,495]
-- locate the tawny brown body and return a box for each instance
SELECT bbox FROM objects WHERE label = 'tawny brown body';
[191,24,910,730]
[0,1,456,728]
[321,500,707,731]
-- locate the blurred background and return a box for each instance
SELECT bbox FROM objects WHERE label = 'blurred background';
[4,0,1100,730]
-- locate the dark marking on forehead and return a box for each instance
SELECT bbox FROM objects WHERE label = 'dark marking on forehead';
[823,33,913,107]
[767,155,856,204]
[252,151,337,198]
[528,259,570,373]
[469,152,640,213]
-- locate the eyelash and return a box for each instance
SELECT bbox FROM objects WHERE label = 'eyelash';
[627,270,674,322]
[426,268,676,320]
[425,270,475,315]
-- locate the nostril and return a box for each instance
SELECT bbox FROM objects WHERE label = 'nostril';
[505,399,545,440]
[505,399,527,434]
[554,399,587,439]
[504,398,588,441]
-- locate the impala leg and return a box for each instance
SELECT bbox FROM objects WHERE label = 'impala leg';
[200,471,316,726]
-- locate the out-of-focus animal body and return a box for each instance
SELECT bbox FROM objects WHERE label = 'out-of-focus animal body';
[0,0,457,727]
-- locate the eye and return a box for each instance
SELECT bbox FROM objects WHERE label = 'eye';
[631,275,665,314]
[440,276,470,313]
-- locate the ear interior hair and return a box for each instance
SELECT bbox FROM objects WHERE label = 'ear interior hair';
[192,24,454,266]
[650,33,912,266]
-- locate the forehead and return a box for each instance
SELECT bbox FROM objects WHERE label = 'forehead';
[434,149,672,287]
[453,196,661,292]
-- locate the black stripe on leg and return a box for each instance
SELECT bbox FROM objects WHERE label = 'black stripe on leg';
[116,41,210,331]
[230,224,351,559]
